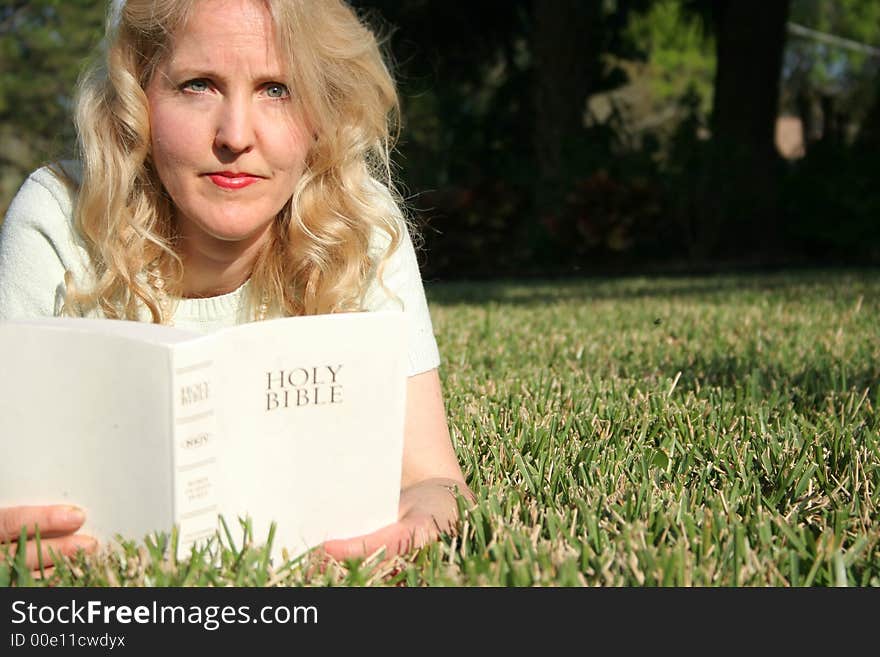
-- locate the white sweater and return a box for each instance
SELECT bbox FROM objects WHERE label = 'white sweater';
[0,165,441,376]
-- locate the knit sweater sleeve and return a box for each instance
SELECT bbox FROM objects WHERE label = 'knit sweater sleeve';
[362,186,441,377]
[0,166,86,320]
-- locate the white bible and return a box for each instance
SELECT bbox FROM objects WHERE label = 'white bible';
[0,312,408,562]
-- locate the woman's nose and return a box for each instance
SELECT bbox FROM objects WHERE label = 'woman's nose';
[214,95,255,154]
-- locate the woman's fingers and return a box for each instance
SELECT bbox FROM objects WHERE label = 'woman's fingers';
[320,480,468,563]
[31,565,56,580]
[19,534,98,572]
[0,506,95,573]
[321,522,406,561]
[0,505,86,543]
[321,520,436,562]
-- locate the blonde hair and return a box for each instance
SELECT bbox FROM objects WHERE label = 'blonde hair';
[66,0,404,321]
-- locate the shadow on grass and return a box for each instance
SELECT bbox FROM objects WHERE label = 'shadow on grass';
[668,352,879,413]
[425,268,880,307]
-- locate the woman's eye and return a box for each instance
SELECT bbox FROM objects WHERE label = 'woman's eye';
[265,83,290,99]
[182,79,210,93]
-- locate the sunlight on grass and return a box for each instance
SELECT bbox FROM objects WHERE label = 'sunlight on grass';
[4,270,878,586]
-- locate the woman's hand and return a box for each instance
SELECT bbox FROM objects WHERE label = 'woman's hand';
[322,369,472,562]
[0,505,98,576]
[321,477,473,561]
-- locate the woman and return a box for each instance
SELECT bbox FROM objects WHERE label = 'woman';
[0,0,471,573]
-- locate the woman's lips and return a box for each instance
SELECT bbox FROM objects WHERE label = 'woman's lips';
[207,172,262,190]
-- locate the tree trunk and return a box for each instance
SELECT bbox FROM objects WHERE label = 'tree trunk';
[858,85,880,149]
[698,0,790,261]
[530,0,599,241]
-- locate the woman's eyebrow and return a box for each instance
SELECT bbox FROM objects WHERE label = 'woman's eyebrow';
[164,65,288,82]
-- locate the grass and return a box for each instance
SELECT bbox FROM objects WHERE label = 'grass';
[3,269,879,586]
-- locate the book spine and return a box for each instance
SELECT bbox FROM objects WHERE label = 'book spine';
[170,349,221,555]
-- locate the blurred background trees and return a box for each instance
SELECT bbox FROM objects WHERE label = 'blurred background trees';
[2,0,879,278]
[0,1,105,209]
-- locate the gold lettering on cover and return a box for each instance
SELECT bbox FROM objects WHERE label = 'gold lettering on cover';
[265,365,344,411]
[327,364,342,383]
[180,381,209,406]
[180,432,211,450]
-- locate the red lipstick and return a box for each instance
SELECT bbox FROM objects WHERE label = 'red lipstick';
[207,172,261,190]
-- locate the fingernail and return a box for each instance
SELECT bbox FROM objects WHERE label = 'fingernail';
[54,506,85,527]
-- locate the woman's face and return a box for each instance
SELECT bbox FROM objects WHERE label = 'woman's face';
[146,0,310,256]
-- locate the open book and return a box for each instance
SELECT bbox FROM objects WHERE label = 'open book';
[0,312,408,562]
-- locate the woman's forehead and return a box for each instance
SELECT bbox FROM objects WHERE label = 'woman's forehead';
[173,0,274,42]
[164,0,284,73]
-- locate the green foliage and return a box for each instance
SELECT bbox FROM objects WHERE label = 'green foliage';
[789,0,880,88]
[785,0,880,127]
[4,272,879,586]
[0,1,104,136]
[0,0,105,213]
[624,0,715,117]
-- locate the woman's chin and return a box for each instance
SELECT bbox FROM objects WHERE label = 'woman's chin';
[179,217,276,250]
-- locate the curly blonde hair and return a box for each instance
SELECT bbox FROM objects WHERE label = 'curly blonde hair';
[66,0,405,322]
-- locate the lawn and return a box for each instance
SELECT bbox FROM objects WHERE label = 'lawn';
[4,269,879,586]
